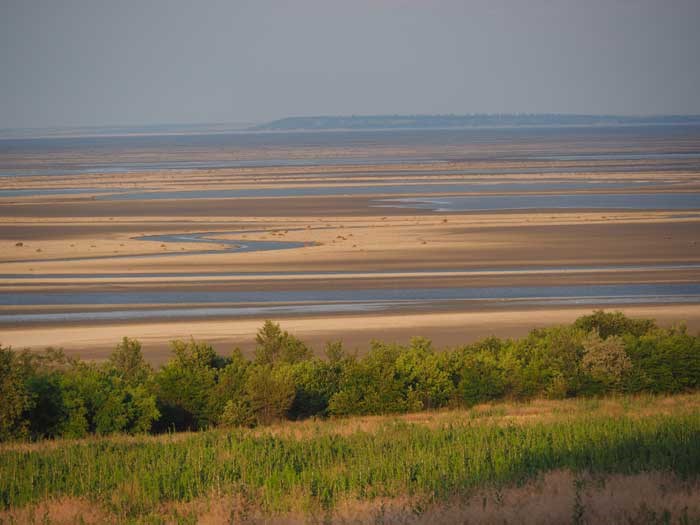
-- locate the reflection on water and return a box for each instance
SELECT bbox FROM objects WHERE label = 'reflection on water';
[4,231,311,265]
[2,126,700,177]
[3,262,700,280]
[3,282,699,308]
[135,231,309,254]
[0,302,397,323]
[94,180,662,201]
[3,162,700,179]
[2,293,699,324]
[379,193,700,211]
[0,188,115,197]
[3,282,699,306]
[0,180,669,201]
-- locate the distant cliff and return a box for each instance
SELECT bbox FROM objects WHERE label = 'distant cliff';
[255,114,700,131]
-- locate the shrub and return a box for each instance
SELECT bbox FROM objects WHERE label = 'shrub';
[457,348,506,405]
[153,339,219,431]
[245,364,296,424]
[574,310,656,339]
[625,325,700,393]
[394,337,454,409]
[211,349,249,422]
[220,398,256,428]
[581,331,632,392]
[288,358,338,419]
[56,361,159,437]
[109,337,152,385]
[255,320,312,365]
[0,346,32,441]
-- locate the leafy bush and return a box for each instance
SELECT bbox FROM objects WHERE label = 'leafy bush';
[624,325,700,393]
[255,319,312,365]
[581,331,632,391]
[0,346,32,440]
[245,364,296,424]
[574,309,656,338]
[288,358,338,419]
[109,337,153,385]
[220,398,256,428]
[153,339,220,431]
[457,346,506,405]
[211,348,249,422]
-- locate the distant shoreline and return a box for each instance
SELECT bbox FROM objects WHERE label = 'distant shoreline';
[3,113,700,140]
[255,113,700,131]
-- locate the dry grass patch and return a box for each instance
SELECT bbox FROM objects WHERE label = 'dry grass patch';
[11,470,695,524]
[0,498,110,525]
[185,470,700,524]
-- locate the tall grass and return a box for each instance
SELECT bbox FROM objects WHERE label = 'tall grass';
[1,400,699,520]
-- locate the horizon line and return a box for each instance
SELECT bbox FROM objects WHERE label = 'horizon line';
[3,112,700,140]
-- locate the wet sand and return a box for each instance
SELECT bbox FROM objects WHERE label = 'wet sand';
[1,204,699,267]
[2,128,699,360]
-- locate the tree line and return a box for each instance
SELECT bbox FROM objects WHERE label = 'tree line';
[1,310,699,441]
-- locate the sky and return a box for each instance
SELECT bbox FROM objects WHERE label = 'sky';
[1,0,699,129]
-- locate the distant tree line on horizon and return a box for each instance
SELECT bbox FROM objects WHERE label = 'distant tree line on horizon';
[1,310,699,442]
[255,114,700,131]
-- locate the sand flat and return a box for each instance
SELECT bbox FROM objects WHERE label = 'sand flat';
[2,128,699,361]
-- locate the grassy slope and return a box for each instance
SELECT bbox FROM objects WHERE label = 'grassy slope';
[1,394,700,524]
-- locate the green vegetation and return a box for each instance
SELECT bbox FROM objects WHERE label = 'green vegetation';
[1,311,699,440]
[1,395,699,522]
[1,308,700,521]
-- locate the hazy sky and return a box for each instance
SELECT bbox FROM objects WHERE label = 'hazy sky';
[1,0,699,129]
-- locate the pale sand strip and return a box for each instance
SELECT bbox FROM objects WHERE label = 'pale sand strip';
[2,264,700,286]
[1,212,698,276]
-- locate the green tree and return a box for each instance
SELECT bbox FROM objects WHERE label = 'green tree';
[153,339,220,431]
[245,364,295,424]
[324,340,346,364]
[395,338,454,410]
[458,349,506,406]
[211,348,249,422]
[506,326,585,398]
[123,385,160,433]
[254,320,312,365]
[581,331,632,392]
[0,347,32,441]
[288,358,339,419]
[624,325,700,393]
[220,399,256,428]
[328,341,409,415]
[109,337,152,385]
[574,310,656,339]
[23,348,75,439]
[59,362,160,437]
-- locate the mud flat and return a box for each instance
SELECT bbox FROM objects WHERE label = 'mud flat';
[1,126,699,361]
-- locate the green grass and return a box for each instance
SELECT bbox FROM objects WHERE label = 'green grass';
[1,395,699,522]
